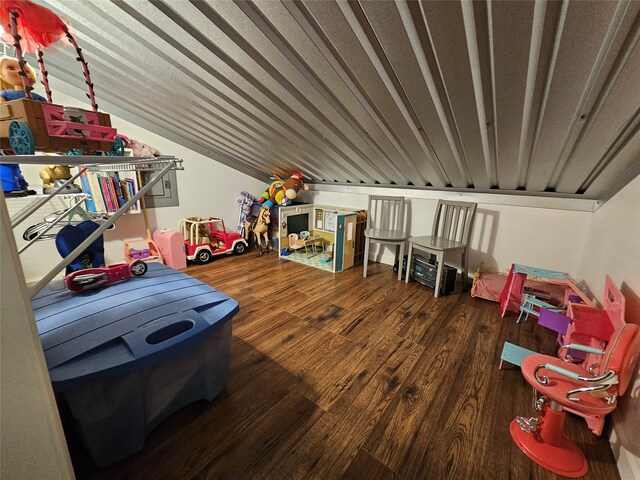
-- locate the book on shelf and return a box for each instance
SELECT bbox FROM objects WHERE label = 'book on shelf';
[83,171,106,213]
[110,172,126,208]
[79,170,139,214]
[79,173,97,213]
[107,176,119,211]
[100,176,116,212]
[120,179,131,203]
[125,178,138,211]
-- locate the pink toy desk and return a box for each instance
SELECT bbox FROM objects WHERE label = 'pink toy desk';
[499,263,592,317]
[499,264,569,316]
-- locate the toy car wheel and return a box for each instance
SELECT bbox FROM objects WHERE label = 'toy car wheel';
[8,121,35,155]
[233,242,246,255]
[130,260,148,277]
[196,249,212,264]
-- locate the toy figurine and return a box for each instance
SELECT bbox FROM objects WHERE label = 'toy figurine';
[243,206,271,255]
[0,57,44,193]
[39,164,82,194]
[0,55,47,102]
[236,191,256,234]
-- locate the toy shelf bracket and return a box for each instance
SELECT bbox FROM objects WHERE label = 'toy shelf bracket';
[17,193,90,254]
[10,166,87,228]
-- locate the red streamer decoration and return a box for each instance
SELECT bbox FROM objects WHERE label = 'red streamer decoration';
[0,0,68,52]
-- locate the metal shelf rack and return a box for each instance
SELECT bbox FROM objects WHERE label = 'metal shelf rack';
[1,155,183,298]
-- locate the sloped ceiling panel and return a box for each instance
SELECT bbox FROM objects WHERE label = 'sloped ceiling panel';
[27,0,640,201]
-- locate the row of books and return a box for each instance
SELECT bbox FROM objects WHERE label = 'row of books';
[79,171,140,214]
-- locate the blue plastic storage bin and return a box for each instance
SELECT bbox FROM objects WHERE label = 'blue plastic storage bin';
[32,263,238,467]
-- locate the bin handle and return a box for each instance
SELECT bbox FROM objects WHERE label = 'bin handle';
[122,310,209,357]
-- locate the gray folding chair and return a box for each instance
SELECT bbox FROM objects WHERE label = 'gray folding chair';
[405,200,477,297]
[363,195,407,280]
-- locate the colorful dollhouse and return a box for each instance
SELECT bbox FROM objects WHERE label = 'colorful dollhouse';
[277,204,366,273]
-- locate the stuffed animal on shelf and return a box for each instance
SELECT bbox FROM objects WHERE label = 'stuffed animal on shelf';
[0,55,47,102]
[39,164,82,194]
[127,138,161,157]
[258,172,309,208]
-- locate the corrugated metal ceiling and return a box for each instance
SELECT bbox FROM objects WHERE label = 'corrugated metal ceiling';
[28,0,640,201]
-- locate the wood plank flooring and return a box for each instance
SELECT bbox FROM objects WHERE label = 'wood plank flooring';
[73,252,621,480]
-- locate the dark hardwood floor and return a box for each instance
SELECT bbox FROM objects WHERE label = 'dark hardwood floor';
[76,252,621,480]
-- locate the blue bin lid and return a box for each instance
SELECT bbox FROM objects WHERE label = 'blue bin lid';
[32,263,238,388]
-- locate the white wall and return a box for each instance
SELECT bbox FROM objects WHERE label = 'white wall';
[300,189,593,276]
[576,175,640,480]
[13,91,267,284]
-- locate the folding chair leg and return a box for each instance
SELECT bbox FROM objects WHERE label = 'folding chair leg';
[405,241,413,283]
[397,241,405,281]
[363,237,370,277]
[461,248,469,290]
[434,252,444,297]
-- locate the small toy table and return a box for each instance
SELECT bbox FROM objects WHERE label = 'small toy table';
[303,234,325,253]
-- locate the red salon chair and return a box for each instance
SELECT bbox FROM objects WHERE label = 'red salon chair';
[511,323,640,477]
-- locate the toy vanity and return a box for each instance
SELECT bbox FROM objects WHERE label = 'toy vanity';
[32,263,237,467]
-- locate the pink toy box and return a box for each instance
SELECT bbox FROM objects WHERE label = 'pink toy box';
[153,229,186,270]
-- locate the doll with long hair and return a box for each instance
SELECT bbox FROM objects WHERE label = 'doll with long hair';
[0,55,47,102]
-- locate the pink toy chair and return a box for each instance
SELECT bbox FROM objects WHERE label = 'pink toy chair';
[287,233,305,254]
[563,275,626,367]
[511,324,640,477]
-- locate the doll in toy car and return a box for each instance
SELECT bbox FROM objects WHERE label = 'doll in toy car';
[0,55,47,102]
